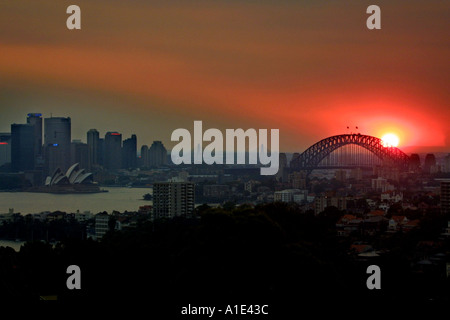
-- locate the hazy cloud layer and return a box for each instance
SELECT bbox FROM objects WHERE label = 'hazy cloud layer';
[0,0,448,151]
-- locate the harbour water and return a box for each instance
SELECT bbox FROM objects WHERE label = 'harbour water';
[0,187,153,215]
[0,240,26,251]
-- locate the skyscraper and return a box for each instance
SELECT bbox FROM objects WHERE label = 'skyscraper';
[26,113,43,168]
[153,181,195,219]
[409,153,421,171]
[87,129,100,170]
[104,132,122,171]
[140,145,149,168]
[122,134,137,169]
[98,138,105,167]
[443,154,450,173]
[71,140,89,170]
[149,141,167,168]
[423,153,436,174]
[277,152,288,182]
[0,133,11,168]
[44,117,71,175]
[11,124,35,172]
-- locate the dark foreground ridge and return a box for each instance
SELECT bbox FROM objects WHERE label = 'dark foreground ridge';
[0,203,449,315]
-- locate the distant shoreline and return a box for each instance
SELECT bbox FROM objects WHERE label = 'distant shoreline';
[0,185,152,192]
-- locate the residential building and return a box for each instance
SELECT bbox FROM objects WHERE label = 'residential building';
[381,191,403,203]
[336,214,361,236]
[274,189,304,203]
[153,182,195,219]
[74,210,93,223]
[203,184,230,198]
[314,195,347,215]
[440,179,450,215]
[388,215,409,232]
[95,212,110,239]
[288,171,307,189]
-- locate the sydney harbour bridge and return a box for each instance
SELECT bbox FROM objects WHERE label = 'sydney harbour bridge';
[289,133,411,171]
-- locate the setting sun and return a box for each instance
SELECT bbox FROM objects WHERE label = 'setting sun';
[381,133,400,147]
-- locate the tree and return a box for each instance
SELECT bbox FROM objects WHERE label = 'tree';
[143,193,152,201]
[222,201,236,211]
[195,203,211,215]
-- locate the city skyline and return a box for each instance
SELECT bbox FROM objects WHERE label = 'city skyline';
[0,1,449,309]
[2,111,449,156]
[0,0,449,153]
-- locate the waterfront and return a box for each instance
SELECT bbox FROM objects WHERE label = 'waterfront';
[0,187,152,215]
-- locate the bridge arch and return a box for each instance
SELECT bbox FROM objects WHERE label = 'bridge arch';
[290,134,410,170]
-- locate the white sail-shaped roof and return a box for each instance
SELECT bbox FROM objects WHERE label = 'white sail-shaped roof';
[74,172,93,184]
[66,163,80,182]
[53,174,69,185]
[70,169,85,184]
[45,163,94,186]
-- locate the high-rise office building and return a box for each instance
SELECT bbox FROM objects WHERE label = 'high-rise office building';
[122,134,137,169]
[409,153,421,171]
[98,138,105,167]
[71,140,89,170]
[26,113,43,168]
[11,124,35,172]
[423,153,436,174]
[104,132,122,171]
[277,152,288,182]
[443,154,450,173]
[0,133,11,168]
[140,145,149,168]
[153,181,195,219]
[44,117,71,174]
[87,129,99,170]
[149,141,167,168]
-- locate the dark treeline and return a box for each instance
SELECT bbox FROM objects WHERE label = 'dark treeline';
[0,203,449,314]
[0,215,86,241]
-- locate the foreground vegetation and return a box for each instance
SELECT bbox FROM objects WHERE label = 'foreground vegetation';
[0,203,448,311]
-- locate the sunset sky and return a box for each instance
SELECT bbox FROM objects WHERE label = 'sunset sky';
[0,0,448,153]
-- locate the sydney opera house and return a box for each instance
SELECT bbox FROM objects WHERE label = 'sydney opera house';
[30,163,105,193]
[45,163,93,186]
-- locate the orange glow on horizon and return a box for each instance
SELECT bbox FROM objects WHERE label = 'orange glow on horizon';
[0,1,447,153]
